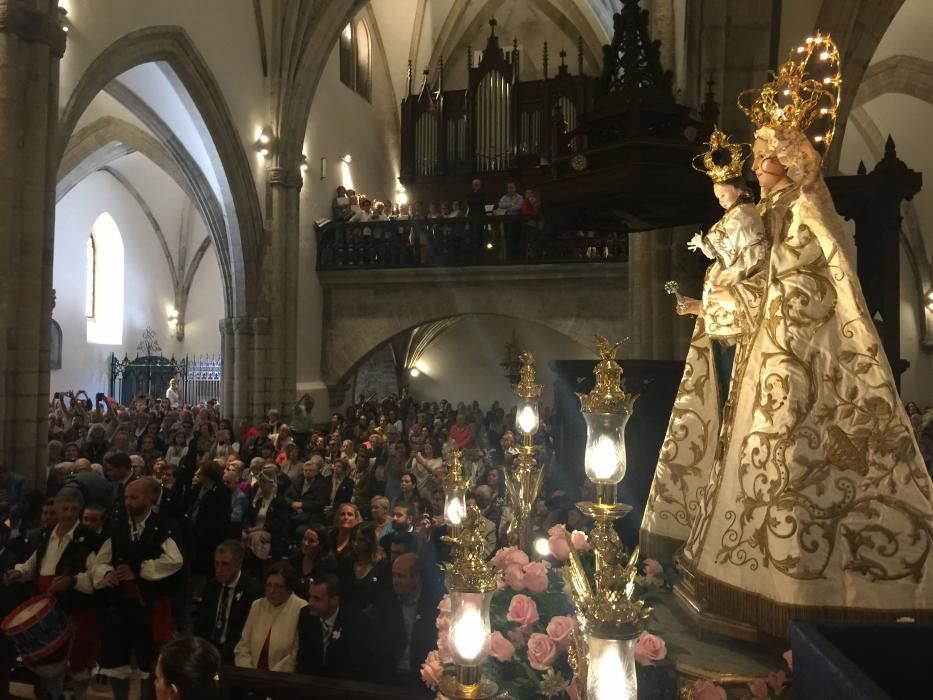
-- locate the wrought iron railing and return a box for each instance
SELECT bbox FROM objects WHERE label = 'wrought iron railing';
[316,214,627,270]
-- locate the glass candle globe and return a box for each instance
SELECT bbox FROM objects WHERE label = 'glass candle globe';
[448,590,494,667]
[582,411,629,484]
[515,399,539,438]
[586,634,637,700]
[443,486,467,526]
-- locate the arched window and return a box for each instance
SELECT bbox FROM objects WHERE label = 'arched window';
[355,19,371,101]
[337,19,372,102]
[86,212,124,345]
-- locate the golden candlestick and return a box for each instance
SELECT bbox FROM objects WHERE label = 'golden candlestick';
[506,351,544,553]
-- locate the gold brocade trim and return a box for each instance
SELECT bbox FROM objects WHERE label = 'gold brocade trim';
[690,568,933,639]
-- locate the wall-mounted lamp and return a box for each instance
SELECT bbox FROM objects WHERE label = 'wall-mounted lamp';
[299,154,309,174]
[396,178,408,206]
[167,307,184,341]
[409,367,420,378]
[253,127,275,159]
[341,153,352,164]
[926,289,933,312]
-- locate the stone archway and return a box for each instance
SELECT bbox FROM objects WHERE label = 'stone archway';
[58,25,262,318]
[814,0,906,172]
[318,263,630,391]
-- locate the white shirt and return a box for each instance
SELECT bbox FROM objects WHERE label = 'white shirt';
[15,521,95,594]
[92,510,184,586]
[165,386,181,408]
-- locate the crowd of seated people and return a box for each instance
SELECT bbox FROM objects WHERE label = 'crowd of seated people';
[320,179,543,266]
[1,388,584,698]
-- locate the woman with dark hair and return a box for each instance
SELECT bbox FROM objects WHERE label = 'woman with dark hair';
[396,471,426,516]
[186,462,231,597]
[338,523,384,611]
[154,637,220,700]
[234,561,307,672]
[289,525,336,599]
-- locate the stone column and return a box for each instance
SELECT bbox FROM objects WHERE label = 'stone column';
[0,1,66,487]
[267,167,302,415]
[219,318,234,414]
[628,231,653,358]
[650,228,675,359]
[231,317,253,425]
[250,316,271,421]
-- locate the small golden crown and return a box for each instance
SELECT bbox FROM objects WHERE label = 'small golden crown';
[691,128,750,183]
[738,32,841,155]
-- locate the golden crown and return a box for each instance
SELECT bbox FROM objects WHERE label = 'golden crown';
[738,32,841,154]
[691,128,751,183]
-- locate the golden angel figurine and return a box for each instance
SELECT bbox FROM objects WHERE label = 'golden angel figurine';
[642,34,933,639]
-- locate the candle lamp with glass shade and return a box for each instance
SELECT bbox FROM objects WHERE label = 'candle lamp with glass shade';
[564,335,648,700]
[442,450,470,536]
[440,505,499,699]
[505,351,544,551]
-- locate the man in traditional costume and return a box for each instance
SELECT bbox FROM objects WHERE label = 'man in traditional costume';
[4,487,104,700]
[94,477,183,700]
[641,34,933,639]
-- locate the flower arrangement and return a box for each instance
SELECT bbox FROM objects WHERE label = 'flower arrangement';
[423,531,584,699]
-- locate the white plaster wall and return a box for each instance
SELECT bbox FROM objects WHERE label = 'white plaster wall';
[52,172,176,394]
[182,242,225,358]
[52,171,224,395]
[407,315,594,408]
[296,35,400,413]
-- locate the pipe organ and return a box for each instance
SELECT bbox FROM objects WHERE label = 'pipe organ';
[400,19,597,195]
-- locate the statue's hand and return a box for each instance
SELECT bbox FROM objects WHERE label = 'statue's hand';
[687,233,705,253]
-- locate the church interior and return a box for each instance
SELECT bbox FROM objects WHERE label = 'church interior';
[2,0,933,699]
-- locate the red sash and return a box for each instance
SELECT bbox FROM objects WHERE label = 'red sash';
[36,575,97,673]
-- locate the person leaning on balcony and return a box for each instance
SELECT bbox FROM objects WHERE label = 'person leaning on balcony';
[498,182,525,260]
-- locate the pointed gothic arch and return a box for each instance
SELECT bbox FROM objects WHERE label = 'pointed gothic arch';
[58,25,262,317]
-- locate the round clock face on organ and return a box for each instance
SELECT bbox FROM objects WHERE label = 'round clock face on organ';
[570,153,588,171]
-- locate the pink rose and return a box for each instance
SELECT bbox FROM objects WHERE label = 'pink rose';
[633,631,667,665]
[547,523,568,539]
[420,650,444,690]
[546,616,577,649]
[570,530,591,551]
[643,558,663,577]
[437,595,451,615]
[507,626,528,648]
[522,561,550,594]
[489,631,516,662]
[692,680,727,700]
[492,546,530,570]
[782,649,793,671]
[526,632,558,671]
[747,679,769,699]
[506,594,540,627]
[437,630,452,663]
[767,670,786,694]
[436,614,449,632]
[547,533,571,561]
[503,564,526,591]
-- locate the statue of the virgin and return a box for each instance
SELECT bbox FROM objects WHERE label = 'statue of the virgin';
[641,34,933,638]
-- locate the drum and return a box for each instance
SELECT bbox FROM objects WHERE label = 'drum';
[1,594,73,676]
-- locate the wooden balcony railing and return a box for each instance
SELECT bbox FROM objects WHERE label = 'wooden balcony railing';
[315,214,628,270]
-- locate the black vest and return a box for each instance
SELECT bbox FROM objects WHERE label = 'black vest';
[33,524,103,610]
[108,510,180,600]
